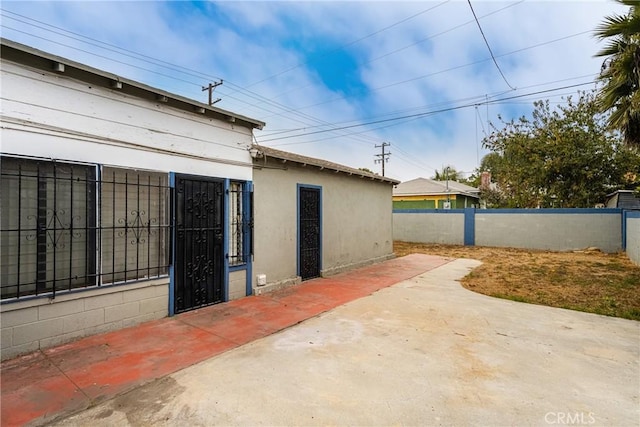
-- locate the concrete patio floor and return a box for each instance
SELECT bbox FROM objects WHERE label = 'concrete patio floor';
[52,258,639,427]
[1,254,450,426]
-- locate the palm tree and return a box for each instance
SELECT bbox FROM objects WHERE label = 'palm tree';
[432,166,462,181]
[594,0,640,147]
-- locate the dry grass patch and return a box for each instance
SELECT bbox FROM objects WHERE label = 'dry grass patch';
[394,241,640,320]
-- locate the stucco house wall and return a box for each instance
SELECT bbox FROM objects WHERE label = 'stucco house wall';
[252,147,397,292]
[0,40,263,360]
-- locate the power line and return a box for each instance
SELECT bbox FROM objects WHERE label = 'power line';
[256,81,593,143]
[265,30,593,118]
[261,73,594,137]
[262,1,524,104]
[467,0,516,90]
[1,8,599,152]
[233,0,451,93]
[0,10,357,129]
[0,11,414,148]
[392,143,439,173]
[261,71,594,139]
[3,26,596,154]
[2,8,592,131]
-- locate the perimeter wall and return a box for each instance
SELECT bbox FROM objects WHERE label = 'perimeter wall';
[394,209,636,261]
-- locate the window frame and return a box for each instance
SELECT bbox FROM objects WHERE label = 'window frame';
[227,181,253,268]
[0,155,172,301]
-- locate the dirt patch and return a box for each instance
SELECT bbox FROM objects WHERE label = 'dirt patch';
[394,242,640,320]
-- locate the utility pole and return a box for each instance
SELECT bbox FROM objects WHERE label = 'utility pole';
[444,166,451,209]
[202,80,223,106]
[374,142,391,177]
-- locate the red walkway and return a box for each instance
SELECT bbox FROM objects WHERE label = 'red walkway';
[0,254,450,426]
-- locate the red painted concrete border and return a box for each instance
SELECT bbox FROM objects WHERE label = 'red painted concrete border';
[0,254,451,426]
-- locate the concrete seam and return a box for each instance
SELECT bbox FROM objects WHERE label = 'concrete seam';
[41,349,92,402]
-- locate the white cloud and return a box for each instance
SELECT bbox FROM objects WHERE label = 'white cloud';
[0,0,629,181]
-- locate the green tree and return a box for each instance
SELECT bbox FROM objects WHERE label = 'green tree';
[594,0,640,147]
[476,153,508,208]
[482,91,640,208]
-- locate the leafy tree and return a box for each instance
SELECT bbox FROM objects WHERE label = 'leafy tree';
[457,173,480,187]
[476,153,508,208]
[481,91,640,208]
[594,0,640,147]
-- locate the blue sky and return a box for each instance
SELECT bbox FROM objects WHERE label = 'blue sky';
[0,0,627,181]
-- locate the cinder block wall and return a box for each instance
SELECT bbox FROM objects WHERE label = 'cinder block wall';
[0,279,168,361]
[626,213,640,266]
[228,270,247,301]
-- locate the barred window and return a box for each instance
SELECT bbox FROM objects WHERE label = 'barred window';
[100,168,170,284]
[1,158,96,299]
[0,156,171,300]
[228,182,251,266]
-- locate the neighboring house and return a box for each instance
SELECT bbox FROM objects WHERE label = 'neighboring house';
[393,177,480,210]
[606,190,640,210]
[0,40,399,360]
[251,145,399,292]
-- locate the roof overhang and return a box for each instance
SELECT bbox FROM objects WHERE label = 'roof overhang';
[606,189,633,198]
[394,191,480,199]
[251,145,400,185]
[0,38,265,131]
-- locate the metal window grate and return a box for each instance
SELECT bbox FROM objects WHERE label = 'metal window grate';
[1,157,172,300]
[227,182,252,266]
[100,167,171,286]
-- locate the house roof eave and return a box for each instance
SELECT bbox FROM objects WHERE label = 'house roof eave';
[252,145,400,185]
[0,38,265,131]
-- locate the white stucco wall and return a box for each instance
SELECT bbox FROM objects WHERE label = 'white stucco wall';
[0,56,257,359]
[252,161,394,290]
[1,61,254,179]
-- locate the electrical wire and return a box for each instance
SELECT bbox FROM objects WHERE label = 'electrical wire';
[261,1,524,104]
[1,7,600,153]
[1,7,592,131]
[1,5,584,121]
[256,81,593,143]
[232,0,451,92]
[0,10,431,148]
[467,0,516,90]
[262,30,594,118]
[259,72,594,137]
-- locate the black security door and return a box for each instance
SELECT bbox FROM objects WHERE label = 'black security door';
[299,186,321,280]
[174,175,224,313]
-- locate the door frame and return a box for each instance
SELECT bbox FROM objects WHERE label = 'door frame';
[296,184,322,280]
[169,172,226,315]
